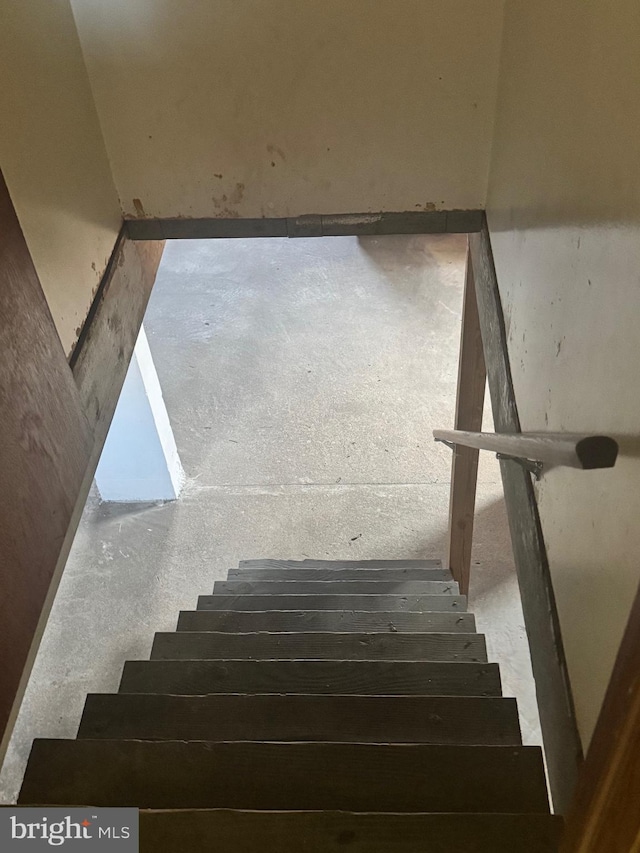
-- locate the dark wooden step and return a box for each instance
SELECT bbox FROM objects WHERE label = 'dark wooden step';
[150,631,487,662]
[20,741,549,813]
[213,580,459,596]
[119,660,501,696]
[137,810,562,853]
[178,609,476,633]
[227,567,453,581]
[239,559,442,569]
[78,694,522,745]
[197,594,467,612]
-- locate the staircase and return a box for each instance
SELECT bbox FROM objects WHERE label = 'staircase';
[19,558,561,851]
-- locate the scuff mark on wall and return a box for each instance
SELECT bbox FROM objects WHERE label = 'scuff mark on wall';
[211,182,245,217]
[229,182,245,205]
[267,144,286,162]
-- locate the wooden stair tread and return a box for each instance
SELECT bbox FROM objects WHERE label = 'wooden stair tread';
[18,547,554,840]
[227,567,454,581]
[136,810,562,853]
[78,694,522,745]
[177,609,476,633]
[213,580,459,595]
[239,559,442,569]
[119,659,501,696]
[19,741,550,813]
[197,594,467,612]
[150,631,487,662]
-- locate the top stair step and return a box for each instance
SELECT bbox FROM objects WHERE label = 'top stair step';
[239,559,442,570]
[228,567,453,581]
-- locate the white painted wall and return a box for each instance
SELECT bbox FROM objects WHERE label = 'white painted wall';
[0,0,122,357]
[96,326,185,502]
[70,0,505,219]
[486,0,640,746]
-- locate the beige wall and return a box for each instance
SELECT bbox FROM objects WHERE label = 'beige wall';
[0,0,121,357]
[0,0,505,350]
[487,0,640,746]
[70,0,504,220]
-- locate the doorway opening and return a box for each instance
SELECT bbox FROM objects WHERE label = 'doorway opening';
[0,233,540,802]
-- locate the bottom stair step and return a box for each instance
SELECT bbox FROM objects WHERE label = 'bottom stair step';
[138,810,562,853]
[19,741,550,813]
[78,694,522,744]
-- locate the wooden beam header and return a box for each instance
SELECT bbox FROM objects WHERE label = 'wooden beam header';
[125,210,484,241]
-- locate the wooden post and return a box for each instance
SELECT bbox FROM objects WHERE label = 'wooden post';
[0,171,93,750]
[0,169,164,760]
[446,242,486,595]
[561,578,640,851]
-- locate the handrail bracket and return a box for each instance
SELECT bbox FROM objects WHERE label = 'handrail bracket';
[496,453,544,480]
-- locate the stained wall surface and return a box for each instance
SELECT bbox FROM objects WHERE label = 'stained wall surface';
[486,0,640,745]
[70,0,504,219]
[0,0,121,356]
[0,0,505,352]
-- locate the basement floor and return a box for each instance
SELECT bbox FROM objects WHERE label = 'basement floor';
[0,234,542,802]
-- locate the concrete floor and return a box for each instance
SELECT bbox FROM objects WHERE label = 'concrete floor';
[0,234,541,802]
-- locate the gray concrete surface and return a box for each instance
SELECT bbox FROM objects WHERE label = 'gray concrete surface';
[0,234,541,802]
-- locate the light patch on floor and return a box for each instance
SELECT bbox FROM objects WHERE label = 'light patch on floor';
[0,235,541,802]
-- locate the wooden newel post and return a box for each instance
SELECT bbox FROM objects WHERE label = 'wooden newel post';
[446,242,486,596]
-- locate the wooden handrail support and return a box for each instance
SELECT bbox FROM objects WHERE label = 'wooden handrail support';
[468,221,583,814]
[445,246,486,596]
[435,430,619,472]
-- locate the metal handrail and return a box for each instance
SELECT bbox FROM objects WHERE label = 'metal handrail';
[434,429,618,475]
